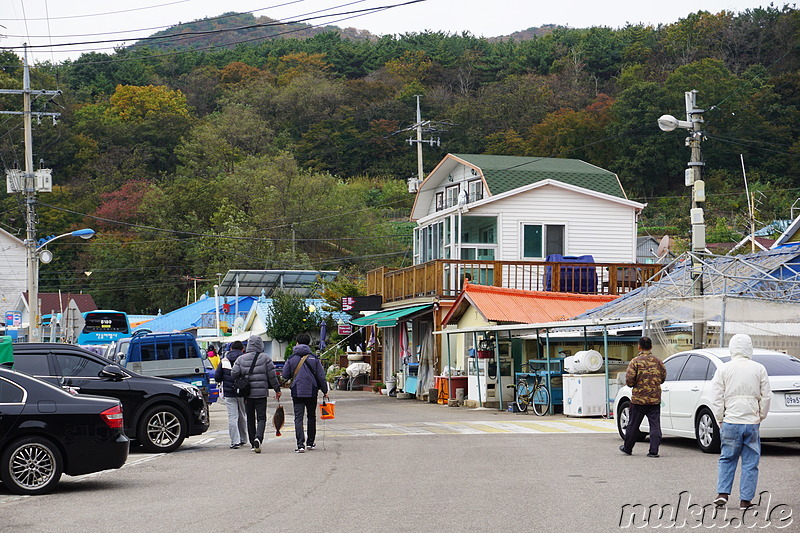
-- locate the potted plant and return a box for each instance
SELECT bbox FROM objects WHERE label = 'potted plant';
[372,381,386,394]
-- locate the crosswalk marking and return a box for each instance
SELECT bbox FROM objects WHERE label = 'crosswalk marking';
[559,420,617,432]
[195,418,616,443]
[509,421,566,433]
[316,418,616,437]
[451,422,511,433]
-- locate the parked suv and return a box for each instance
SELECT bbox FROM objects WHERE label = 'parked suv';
[11,343,209,453]
[107,332,218,403]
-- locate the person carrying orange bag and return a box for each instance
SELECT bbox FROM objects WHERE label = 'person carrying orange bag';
[281,333,329,453]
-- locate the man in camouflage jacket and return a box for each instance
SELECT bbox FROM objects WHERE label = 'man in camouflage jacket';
[620,337,667,457]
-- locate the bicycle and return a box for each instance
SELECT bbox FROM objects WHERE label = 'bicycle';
[513,365,551,416]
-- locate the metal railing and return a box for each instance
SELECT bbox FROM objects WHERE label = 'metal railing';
[367,259,664,303]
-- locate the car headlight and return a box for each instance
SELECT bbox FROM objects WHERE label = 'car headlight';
[172,382,202,397]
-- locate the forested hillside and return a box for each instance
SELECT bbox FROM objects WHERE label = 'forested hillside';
[0,5,798,313]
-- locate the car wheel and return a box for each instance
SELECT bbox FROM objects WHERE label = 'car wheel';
[695,407,721,453]
[0,436,64,495]
[138,405,187,453]
[616,399,647,441]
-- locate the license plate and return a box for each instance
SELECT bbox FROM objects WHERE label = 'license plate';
[786,393,800,407]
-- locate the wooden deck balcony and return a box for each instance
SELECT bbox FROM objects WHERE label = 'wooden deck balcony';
[367,259,664,303]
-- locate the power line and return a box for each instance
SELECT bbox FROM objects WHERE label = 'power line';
[0,0,308,38]
[3,0,424,52]
[0,1,192,21]
[37,197,411,237]
[706,135,799,157]
[707,44,800,114]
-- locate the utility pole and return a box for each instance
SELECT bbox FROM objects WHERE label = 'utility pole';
[402,95,448,193]
[414,95,424,186]
[1,45,61,341]
[658,90,707,348]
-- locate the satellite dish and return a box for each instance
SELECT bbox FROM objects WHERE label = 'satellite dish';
[655,235,670,262]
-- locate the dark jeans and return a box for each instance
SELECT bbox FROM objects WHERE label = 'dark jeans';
[244,396,267,445]
[622,403,662,455]
[292,396,318,448]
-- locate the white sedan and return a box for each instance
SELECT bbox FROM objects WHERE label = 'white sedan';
[614,348,800,453]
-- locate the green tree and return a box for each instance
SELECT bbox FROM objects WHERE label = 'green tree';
[265,290,319,342]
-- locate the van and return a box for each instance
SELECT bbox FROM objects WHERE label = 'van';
[111,332,218,402]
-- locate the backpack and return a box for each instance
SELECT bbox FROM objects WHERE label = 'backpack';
[234,352,259,397]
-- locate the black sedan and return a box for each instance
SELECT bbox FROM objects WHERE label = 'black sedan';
[0,366,129,495]
[12,343,209,453]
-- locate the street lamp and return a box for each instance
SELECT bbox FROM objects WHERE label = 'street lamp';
[658,89,706,348]
[26,228,96,341]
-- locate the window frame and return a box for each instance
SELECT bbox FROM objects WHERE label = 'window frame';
[445,185,460,208]
[467,180,483,203]
[521,223,565,259]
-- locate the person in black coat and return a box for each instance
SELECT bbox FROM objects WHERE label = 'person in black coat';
[215,340,247,448]
[281,333,328,453]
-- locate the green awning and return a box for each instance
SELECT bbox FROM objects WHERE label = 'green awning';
[350,304,432,328]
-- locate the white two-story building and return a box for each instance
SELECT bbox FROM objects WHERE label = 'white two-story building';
[410,153,644,267]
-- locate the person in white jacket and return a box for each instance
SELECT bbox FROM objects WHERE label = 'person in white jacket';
[711,333,771,511]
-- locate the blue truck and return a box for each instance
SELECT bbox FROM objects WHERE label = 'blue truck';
[107,332,218,403]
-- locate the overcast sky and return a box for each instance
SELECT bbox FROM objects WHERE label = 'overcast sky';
[0,0,788,63]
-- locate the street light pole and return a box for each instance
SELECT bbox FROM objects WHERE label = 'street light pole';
[27,229,96,341]
[658,89,707,348]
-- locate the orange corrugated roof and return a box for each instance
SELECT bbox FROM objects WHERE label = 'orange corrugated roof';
[443,283,618,325]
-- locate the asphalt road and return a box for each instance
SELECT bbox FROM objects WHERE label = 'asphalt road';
[1,391,798,532]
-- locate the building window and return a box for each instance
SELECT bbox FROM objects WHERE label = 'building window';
[462,216,496,244]
[446,185,460,208]
[523,224,564,258]
[461,216,497,261]
[419,221,447,262]
[468,180,483,202]
[435,192,444,211]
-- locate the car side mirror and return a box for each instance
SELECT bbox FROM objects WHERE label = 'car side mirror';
[100,364,126,380]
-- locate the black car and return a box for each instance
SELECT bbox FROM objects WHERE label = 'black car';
[11,343,209,453]
[0,366,129,495]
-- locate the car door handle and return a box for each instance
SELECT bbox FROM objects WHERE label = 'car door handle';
[662,387,670,392]
[691,387,700,392]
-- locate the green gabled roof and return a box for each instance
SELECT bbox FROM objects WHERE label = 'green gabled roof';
[451,154,626,199]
